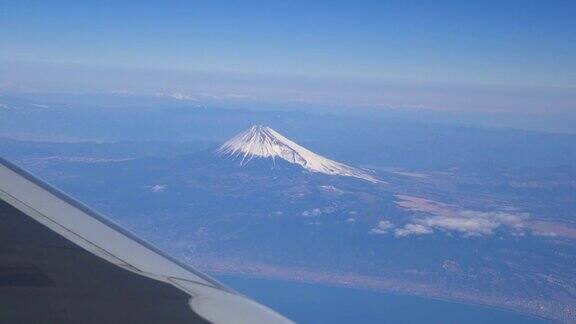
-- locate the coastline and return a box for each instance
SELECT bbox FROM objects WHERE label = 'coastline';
[185,259,566,323]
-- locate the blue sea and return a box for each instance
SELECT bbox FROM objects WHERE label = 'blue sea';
[216,275,550,324]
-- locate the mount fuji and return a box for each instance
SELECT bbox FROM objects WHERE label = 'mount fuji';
[216,125,380,183]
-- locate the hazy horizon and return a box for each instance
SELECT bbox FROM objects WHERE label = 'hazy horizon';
[1,1,575,124]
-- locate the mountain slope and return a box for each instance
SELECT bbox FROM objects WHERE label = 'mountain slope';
[216,125,380,183]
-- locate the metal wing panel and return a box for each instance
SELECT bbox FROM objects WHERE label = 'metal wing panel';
[0,198,209,324]
[0,157,293,324]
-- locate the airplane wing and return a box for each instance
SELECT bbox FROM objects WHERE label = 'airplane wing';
[0,157,293,324]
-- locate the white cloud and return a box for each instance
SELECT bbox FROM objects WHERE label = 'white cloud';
[394,224,433,237]
[532,230,557,237]
[224,93,254,100]
[150,184,167,193]
[302,206,337,217]
[369,220,395,234]
[302,208,322,217]
[394,195,531,237]
[420,215,496,235]
[418,211,528,236]
[155,92,195,101]
[320,185,344,194]
[391,211,528,237]
[109,89,135,95]
[346,217,356,224]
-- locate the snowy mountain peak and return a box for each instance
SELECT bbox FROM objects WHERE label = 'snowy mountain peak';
[216,125,380,183]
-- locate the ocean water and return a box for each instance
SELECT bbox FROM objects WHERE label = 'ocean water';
[216,275,550,324]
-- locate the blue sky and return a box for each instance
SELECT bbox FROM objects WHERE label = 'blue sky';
[1,0,575,113]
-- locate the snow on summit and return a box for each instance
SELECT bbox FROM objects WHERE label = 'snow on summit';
[217,125,380,182]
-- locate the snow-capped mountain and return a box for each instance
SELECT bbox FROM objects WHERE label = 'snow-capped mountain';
[216,125,380,182]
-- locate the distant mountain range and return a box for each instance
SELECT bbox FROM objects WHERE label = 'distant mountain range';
[2,92,576,170]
